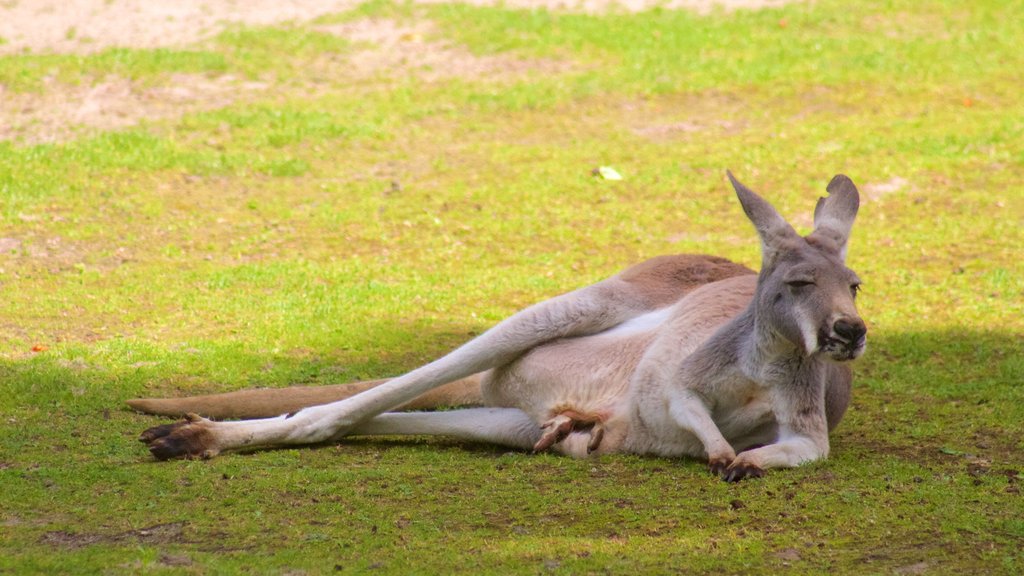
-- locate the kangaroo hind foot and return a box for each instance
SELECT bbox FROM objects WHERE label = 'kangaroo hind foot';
[139,413,221,460]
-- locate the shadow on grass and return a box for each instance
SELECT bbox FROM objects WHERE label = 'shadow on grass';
[835,329,1024,470]
[2,325,1021,465]
[0,321,483,414]
[2,328,1020,575]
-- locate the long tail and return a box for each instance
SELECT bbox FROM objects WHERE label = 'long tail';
[126,375,484,420]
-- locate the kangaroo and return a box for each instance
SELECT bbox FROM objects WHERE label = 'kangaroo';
[131,172,866,482]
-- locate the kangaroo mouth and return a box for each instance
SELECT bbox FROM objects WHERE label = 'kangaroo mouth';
[820,336,866,361]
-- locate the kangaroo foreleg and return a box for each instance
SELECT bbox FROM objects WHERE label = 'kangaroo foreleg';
[667,390,738,475]
[725,378,829,481]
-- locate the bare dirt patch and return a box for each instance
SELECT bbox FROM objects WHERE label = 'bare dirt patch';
[0,0,800,56]
[0,74,267,144]
[40,521,187,549]
[416,0,797,14]
[318,19,574,83]
[0,0,365,55]
[622,92,751,145]
[0,0,796,144]
[0,17,571,144]
[632,118,747,141]
[862,176,909,202]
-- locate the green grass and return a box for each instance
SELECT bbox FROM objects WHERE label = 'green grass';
[1,0,1023,573]
[0,48,229,92]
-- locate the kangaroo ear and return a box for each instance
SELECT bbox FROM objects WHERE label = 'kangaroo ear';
[727,171,799,262]
[812,174,860,261]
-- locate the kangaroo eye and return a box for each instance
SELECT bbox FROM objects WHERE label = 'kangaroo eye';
[851,283,862,298]
[786,280,815,289]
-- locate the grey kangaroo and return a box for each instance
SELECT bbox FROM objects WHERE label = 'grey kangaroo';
[131,172,866,482]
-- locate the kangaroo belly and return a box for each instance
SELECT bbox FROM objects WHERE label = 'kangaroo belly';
[481,329,653,433]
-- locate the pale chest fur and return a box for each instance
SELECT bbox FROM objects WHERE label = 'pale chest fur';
[625,370,778,458]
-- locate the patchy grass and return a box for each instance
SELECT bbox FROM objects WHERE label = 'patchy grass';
[1,0,1022,573]
[0,48,229,92]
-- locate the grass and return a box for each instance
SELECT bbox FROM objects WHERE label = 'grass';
[1,0,1022,573]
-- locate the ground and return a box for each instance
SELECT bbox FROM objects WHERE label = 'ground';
[0,0,1022,574]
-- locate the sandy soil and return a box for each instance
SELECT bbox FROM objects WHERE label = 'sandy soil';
[0,0,795,54]
[417,0,794,15]
[317,19,573,83]
[0,0,796,143]
[0,74,268,143]
[0,0,366,56]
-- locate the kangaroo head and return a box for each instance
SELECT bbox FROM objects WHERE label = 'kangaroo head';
[727,171,866,362]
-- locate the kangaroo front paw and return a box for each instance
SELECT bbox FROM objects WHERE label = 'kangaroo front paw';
[708,456,733,476]
[139,413,220,461]
[720,461,765,483]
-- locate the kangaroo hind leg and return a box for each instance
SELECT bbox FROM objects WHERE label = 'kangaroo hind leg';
[352,408,542,451]
[137,278,651,459]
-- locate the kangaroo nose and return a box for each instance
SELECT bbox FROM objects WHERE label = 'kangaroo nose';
[833,318,867,343]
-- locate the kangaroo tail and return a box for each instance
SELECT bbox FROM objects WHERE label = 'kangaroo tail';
[126,374,484,420]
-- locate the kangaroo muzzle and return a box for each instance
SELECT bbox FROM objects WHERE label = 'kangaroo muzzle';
[821,317,867,361]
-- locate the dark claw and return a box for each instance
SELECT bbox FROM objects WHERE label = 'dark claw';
[533,415,575,452]
[708,457,732,476]
[587,424,605,454]
[138,422,180,444]
[722,463,766,483]
[139,419,216,461]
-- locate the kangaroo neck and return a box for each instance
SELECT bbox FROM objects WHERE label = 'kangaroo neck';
[720,300,820,386]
